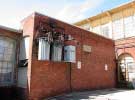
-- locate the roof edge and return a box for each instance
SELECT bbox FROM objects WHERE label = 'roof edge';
[74,0,135,25]
[0,25,22,33]
[34,12,114,42]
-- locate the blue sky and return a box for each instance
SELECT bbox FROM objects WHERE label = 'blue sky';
[0,0,131,29]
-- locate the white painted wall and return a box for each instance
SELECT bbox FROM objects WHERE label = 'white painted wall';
[18,37,29,88]
[17,67,27,88]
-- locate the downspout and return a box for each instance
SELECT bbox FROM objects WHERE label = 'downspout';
[15,37,21,86]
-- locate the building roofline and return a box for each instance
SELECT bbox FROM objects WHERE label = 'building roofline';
[33,12,114,42]
[21,11,114,42]
[21,12,35,24]
[74,0,135,25]
[0,25,22,34]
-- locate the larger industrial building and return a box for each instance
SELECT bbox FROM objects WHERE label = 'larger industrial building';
[75,0,135,88]
[0,1,134,100]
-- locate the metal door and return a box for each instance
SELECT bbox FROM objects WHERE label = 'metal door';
[118,62,135,82]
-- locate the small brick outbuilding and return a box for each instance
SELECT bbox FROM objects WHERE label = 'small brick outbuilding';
[21,12,116,100]
[0,12,116,100]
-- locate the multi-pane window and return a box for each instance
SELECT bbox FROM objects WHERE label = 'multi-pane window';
[0,37,15,86]
[93,26,101,35]
[113,19,124,40]
[101,24,109,37]
[124,16,134,37]
[119,54,135,82]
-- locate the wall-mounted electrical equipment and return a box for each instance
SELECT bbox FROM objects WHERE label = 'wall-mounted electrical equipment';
[51,43,62,61]
[77,61,81,69]
[38,37,50,60]
[18,59,28,67]
[83,45,91,53]
[64,34,74,41]
[64,45,76,63]
[67,35,74,40]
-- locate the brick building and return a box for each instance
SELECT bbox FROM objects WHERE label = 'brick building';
[75,1,135,87]
[0,12,116,100]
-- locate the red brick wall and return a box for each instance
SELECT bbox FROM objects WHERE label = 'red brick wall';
[72,32,116,91]
[21,14,35,97]
[115,37,135,59]
[22,13,116,100]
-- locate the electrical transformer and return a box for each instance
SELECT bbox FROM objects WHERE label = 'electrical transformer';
[38,37,50,60]
[51,43,62,61]
[64,45,76,63]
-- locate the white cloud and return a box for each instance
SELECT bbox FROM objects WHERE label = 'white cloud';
[0,0,104,29]
[56,0,104,23]
[0,0,59,29]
